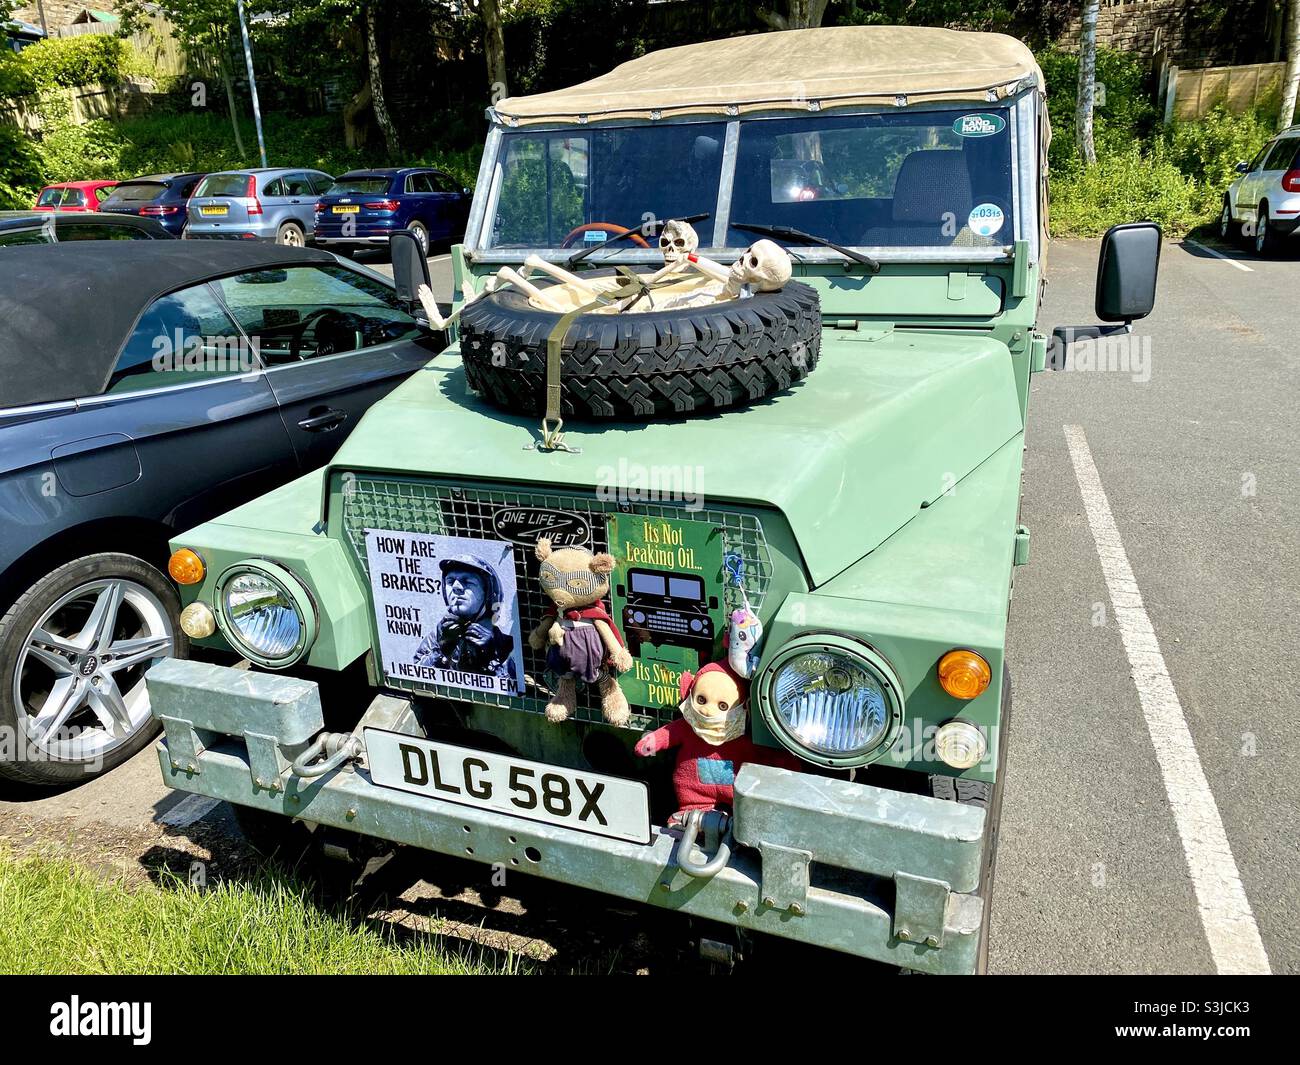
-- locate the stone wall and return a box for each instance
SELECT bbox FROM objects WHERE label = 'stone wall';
[1061,0,1249,69]
[13,2,120,36]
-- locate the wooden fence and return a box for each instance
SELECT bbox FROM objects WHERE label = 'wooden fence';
[1165,61,1287,121]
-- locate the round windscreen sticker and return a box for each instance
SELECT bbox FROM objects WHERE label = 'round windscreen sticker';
[968,203,1005,238]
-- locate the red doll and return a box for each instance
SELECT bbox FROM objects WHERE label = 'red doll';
[634,661,798,821]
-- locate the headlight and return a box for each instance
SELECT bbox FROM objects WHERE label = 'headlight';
[215,563,316,667]
[758,635,903,767]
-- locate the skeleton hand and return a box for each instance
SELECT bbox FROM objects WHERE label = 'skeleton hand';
[416,284,446,329]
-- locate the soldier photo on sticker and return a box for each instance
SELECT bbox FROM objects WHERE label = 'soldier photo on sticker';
[365,529,525,696]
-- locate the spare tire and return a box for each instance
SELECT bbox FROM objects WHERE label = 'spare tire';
[457,277,821,419]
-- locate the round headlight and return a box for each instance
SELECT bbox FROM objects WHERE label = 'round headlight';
[760,636,904,766]
[216,563,316,666]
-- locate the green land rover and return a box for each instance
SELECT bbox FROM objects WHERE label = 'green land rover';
[146,26,1161,973]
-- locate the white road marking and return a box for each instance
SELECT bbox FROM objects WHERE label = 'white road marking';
[1063,425,1270,974]
[158,793,221,828]
[1184,239,1253,272]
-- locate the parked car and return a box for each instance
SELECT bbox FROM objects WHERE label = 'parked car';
[32,181,119,213]
[312,167,472,256]
[0,213,173,245]
[99,173,206,238]
[0,241,441,786]
[1221,123,1300,256]
[185,168,334,246]
[148,27,1161,973]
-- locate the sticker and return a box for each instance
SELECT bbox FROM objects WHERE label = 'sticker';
[968,202,1005,238]
[582,230,607,243]
[952,113,1006,138]
[365,530,525,696]
[608,515,725,709]
[491,506,591,548]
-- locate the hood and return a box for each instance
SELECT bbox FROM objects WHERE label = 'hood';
[330,329,1023,587]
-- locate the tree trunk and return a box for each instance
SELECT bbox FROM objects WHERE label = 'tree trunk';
[482,0,508,102]
[1281,0,1300,132]
[216,49,248,163]
[365,3,400,157]
[342,79,372,150]
[758,0,830,30]
[1076,1,1099,167]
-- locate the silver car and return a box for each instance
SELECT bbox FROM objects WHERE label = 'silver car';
[1221,125,1300,256]
[185,168,334,245]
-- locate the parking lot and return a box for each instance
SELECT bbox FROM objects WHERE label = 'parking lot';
[1,236,1294,974]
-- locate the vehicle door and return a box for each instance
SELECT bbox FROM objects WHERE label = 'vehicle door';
[1238,142,1274,216]
[70,280,299,532]
[428,171,471,240]
[282,172,320,235]
[211,262,438,471]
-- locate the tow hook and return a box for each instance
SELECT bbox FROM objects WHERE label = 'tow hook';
[676,808,733,879]
[291,731,362,779]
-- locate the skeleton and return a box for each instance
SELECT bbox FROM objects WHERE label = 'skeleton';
[658,218,699,264]
[722,239,792,298]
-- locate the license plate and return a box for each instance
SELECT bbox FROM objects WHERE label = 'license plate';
[333,205,359,214]
[364,728,651,844]
[200,204,227,216]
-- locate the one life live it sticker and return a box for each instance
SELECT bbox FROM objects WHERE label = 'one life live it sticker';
[968,202,1005,238]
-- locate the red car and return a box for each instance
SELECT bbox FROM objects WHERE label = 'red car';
[32,181,120,213]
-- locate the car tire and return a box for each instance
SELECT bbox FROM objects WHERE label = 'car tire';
[407,221,430,257]
[0,553,188,787]
[1253,203,1276,256]
[1220,197,1239,244]
[927,663,1012,975]
[277,222,305,247]
[458,274,822,420]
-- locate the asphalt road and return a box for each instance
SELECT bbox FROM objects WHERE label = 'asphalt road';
[2,239,1295,974]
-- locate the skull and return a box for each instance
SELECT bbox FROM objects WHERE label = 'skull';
[724,239,792,297]
[658,219,699,264]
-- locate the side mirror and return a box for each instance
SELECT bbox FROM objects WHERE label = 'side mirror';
[1048,221,1160,370]
[462,187,472,197]
[1096,221,1161,323]
[1235,160,1249,174]
[389,229,431,308]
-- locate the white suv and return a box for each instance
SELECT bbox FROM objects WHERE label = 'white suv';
[1221,126,1300,256]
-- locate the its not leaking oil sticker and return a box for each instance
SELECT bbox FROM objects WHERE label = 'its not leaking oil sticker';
[968,202,1005,238]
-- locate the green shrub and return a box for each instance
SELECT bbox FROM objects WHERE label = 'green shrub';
[4,35,144,96]
[1049,144,1203,237]
[1163,105,1276,199]
[1038,45,1157,173]
[0,125,45,209]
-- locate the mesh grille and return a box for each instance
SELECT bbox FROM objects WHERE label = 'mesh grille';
[340,476,773,727]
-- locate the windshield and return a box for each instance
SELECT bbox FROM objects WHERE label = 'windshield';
[483,107,1015,252]
[487,122,726,250]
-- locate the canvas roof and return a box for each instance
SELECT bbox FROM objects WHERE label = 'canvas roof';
[495,26,1044,126]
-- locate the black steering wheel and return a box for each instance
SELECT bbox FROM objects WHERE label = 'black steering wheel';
[289,307,351,360]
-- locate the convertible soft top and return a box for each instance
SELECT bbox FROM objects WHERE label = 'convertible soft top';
[0,242,335,408]
[494,26,1045,125]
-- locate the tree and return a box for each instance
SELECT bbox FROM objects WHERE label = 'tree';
[758,0,832,30]
[1282,0,1300,131]
[481,0,508,101]
[364,2,400,155]
[1076,0,1098,166]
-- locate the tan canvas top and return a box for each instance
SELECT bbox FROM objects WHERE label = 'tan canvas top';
[495,26,1044,125]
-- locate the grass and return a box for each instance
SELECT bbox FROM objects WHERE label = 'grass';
[0,845,512,975]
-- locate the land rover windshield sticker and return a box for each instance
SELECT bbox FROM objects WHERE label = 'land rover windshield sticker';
[953,113,1006,137]
[365,529,526,696]
[608,514,725,709]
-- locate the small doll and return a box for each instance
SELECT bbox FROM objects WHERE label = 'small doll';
[528,538,634,725]
[634,661,797,820]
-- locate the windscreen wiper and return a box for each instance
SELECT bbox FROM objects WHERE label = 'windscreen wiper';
[566,212,712,268]
[730,221,880,273]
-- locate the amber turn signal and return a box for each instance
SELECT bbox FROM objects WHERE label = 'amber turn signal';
[937,649,991,700]
[168,548,205,586]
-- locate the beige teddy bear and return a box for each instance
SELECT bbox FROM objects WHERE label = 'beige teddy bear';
[527,538,634,725]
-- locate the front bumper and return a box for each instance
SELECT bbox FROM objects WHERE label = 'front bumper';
[147,658,988,972]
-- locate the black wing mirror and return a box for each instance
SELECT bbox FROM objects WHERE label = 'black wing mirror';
[1234,160,1249,174]
[1049,222,1161,369]
[390,229,431,311]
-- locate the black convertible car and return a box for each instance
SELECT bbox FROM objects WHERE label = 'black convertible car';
[0,241,440,785]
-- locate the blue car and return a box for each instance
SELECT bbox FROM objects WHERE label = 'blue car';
[313,167,471,256]
[99,173,206,238]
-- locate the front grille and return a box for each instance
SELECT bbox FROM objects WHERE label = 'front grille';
[340,476,774,727]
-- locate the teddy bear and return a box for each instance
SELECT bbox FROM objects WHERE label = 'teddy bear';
[634,660,798,820]
[527,537,635,725]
